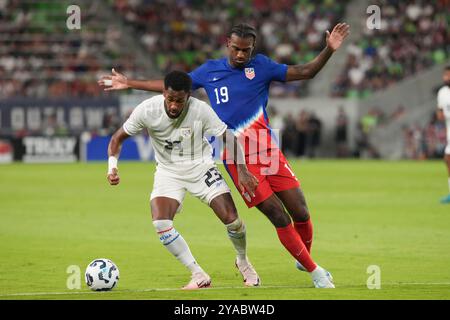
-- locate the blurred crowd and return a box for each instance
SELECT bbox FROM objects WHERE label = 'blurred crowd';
[352,105,447,160]
[268,103,445,160]
[403,112,447,160]
[114,0,347,97]
[332,0,449,98]
[1,0,348,99]
[0,0,140,98]
[2,0,446,100]
[272,107,324,157]
[268,105,357,158]
[1,0,448,160]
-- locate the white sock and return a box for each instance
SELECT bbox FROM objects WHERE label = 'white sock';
[153,220,204,274]
[226,218,247,264]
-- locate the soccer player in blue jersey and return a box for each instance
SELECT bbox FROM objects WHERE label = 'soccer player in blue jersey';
[99,22,350,288]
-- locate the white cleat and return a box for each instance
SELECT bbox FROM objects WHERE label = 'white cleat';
[182,272,211,290]
[311,266,335,289]
[236,259,260,287]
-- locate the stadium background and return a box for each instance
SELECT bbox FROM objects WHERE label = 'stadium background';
[0,0,449,300]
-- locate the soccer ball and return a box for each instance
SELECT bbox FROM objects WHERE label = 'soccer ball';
[85,258,120,291]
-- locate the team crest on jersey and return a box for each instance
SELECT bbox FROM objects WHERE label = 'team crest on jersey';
[180,127,192,138]
[245,68,255,80]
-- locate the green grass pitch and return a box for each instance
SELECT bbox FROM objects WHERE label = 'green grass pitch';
[0,160,449,300]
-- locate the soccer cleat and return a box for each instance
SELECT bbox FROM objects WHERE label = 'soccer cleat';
[182,272,211,290]
[295,260,307,272]
[440,194,450,204]
[236,259,260,286]
[311,266,335,289]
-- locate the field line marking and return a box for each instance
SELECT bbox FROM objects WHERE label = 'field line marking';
[0,285,299,297]
[1,282,450,297]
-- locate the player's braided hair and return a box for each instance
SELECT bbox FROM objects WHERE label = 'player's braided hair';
[164,70,192,92]
[228,23,257,42]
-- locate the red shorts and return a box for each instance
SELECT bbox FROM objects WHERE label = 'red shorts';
[223,149,300,208]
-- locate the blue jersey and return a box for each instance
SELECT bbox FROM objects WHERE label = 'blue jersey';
[189,54,287,156]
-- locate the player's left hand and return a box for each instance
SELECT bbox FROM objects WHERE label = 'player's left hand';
[326,23,350,51]
[98,68,129,91]
[237,167,259,201]
[107,168,120,185]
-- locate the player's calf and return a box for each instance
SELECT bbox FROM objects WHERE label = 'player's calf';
[153,219,209,285]
[226,218,247,262]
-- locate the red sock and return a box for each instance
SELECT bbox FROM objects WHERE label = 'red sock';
[276,224,317,272]
[294,219,313,253]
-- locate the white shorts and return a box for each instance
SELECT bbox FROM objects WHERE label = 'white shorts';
[446,143,450,155]
[150,162,231,210]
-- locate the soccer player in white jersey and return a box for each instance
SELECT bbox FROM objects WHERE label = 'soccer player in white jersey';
[106,71,260,289]
[437,66,450,204]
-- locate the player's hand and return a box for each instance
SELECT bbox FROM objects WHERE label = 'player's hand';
[98,68,129,91]
[237,167,259,202]
[107,168,120,185]
[326,23,350,52]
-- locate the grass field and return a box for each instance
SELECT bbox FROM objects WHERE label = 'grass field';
[0,160,449,300]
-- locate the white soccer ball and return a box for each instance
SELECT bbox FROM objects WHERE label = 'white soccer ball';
[85,258,120,291]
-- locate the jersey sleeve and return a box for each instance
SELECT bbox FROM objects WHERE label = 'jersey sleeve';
[189,64,207,91]
[200,102,227,136]
[259,54,288,82]
[122,102,147,136]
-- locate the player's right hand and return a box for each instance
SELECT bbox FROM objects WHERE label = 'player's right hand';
[326,23,350,51]
[98,68,129,91]
[107,168,120,185]
[237,168,259,201]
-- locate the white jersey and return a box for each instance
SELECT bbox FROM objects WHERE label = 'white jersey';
[437,85,450,142]
[123,95,227,174]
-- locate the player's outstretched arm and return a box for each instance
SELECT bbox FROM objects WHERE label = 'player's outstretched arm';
[107,127,131,185]
[286,23,350,81]
[98,68,164,92]
[222,131,259,200]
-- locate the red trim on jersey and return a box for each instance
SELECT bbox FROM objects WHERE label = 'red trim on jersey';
[224,149,300,208]
[224,113,279,160]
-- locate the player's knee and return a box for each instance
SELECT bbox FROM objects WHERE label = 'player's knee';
[257,198,291,227]
[153,220,179,245]
[226,218,246,238]
[293,208,310,222]
[274,214,292,227]
[222,206,239,224]
[267,206,291,227]
[302,209,310,221]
